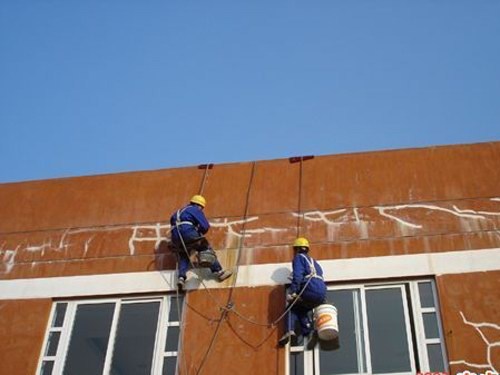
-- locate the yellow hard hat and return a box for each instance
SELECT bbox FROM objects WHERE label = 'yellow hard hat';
[293,237,310,248]
[190,194,206,208]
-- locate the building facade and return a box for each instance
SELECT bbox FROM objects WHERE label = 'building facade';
[0,141,499,375]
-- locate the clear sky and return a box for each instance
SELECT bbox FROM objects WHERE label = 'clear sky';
[1,1,499,183]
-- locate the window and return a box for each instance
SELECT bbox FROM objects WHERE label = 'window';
[37,295,184,375]
[288,280,448,375]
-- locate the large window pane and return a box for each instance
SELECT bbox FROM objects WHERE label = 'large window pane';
[366,288,412,373]
[110,302,160,375]
[320,289,364,374]
[63,303,115,375]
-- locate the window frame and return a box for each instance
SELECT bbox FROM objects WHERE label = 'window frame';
[287,279,449,375]
[36,294,183,375]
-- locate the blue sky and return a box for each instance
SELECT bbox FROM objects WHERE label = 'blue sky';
[1,0,499,183]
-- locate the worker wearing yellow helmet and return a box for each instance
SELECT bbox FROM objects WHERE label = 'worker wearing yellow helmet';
[279,237,327,347]
[170,195,232,289]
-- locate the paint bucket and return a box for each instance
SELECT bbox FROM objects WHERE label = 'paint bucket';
[314,304,339,341]
[197,249,216,267]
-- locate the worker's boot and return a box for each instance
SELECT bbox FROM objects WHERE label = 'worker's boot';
[306,331,318,350]
[177,277,186,291]
[278,331,296,346]
[216,269,233,282]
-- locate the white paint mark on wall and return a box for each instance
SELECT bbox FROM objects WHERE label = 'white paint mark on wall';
[293,209,348,225]
[1,247,18,273]
[84,236,95,256]
[353,208,361,224]
[26,241,52,254]
[453,205,500,217]
[376,206,423,229]
[210,217,259,238]
[128,223,171,255]
[449,311,500,372]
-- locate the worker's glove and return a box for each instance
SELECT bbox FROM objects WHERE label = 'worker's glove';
[287,293,298,302]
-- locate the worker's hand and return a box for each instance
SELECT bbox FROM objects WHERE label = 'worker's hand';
[287,293,298,302]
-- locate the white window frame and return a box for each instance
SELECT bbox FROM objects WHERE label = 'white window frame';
[36,294,183,375]
[287,279,449,375]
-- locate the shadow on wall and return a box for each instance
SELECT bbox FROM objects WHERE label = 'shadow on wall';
[150,239,177,272]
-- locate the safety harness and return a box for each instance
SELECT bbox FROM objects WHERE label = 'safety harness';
[175,207,195,227]
[300,253,324,281]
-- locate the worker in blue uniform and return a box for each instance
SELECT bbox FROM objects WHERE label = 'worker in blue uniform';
[170,194,232,290]
[279,237,327,346]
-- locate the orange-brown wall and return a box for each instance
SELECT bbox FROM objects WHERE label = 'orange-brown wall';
[0,299,52,375]
[1,142,499,280]
[438,271,500,372]
[1,141,499,374]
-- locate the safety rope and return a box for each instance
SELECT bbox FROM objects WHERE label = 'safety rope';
[296,157,304,237]
[198,163,213,196]
[228,161,256,292]
[170,158,319,373]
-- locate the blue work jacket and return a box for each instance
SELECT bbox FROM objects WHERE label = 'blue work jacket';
[290,253,326,298]
[170,204,210,243]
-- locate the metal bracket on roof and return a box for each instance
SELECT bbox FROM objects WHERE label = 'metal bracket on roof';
[289,155,314,163]
[197,163,214,169]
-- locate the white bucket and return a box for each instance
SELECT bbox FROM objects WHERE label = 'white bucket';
[314,304,339,341]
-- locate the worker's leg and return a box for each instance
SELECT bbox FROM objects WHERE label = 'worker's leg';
[279,306,298,346]
[177,252,190,280]
[294,304,313,337]
[195,237,232,281]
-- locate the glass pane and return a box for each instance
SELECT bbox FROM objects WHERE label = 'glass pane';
[320,289,365,374]
[63,303,115,375]
[423,313,440,339]
[52,303,68,327]
[40,360,54,375]
[427,343,446,371]
[165,325,180,352]
[289,352,304,375]
[168,296,184,322]
[366,288,412,373]
[45,331,61,356]
[110,302,160,375]
[163,356,177,375]
[418,282,435,308]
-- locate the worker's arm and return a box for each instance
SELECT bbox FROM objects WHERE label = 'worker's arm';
[190,208,210,234]
[290,255,306,294]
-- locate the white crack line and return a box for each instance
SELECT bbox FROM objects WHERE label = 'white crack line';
[293,209,348,225]
[353,208,361,224]
[128,223,172,256]
[84,235,95,256]
[26,240,53,256]
[375,203,500,230]
[453,205,500,217]
[491,198,500,202]
[449,311,500,372]
[376,206,423,229]
[1,245,20,273]
[210,217,260,238]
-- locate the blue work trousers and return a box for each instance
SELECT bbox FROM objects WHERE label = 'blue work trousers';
[286,288,325,337]
[173,234,222,278]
